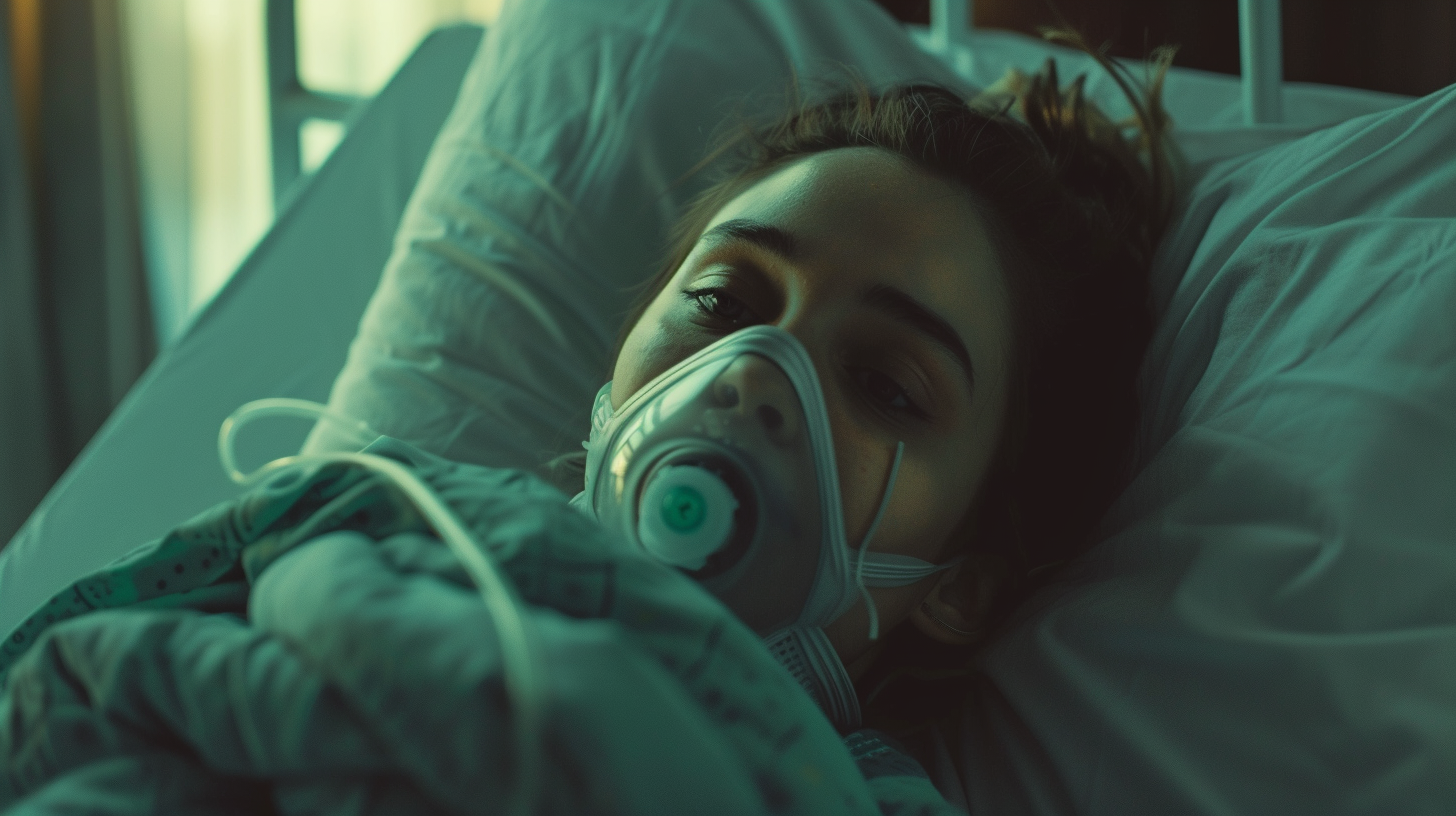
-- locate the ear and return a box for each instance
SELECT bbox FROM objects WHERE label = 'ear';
[911,552,1007,646]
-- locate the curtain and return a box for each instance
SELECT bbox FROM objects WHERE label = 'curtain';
[0,0,155,549]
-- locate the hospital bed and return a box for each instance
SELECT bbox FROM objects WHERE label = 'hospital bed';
[2,0,1451,813]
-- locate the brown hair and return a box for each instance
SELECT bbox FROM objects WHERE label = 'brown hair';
[552,31,1179,736]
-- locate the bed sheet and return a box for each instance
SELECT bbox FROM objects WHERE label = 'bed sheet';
[3,439,942,815]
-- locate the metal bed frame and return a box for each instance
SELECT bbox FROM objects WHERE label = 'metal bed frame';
[264,0,364,207]
[918,0,1285,125]
[262,0,1289,204]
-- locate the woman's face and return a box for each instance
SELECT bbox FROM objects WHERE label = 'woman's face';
[613,147,1014,673]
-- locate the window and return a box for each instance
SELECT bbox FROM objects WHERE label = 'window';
[123,0,501,343]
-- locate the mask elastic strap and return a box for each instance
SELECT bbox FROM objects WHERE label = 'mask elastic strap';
[854,440,904,641]
[858,552,967,587]
[584,382,615,448]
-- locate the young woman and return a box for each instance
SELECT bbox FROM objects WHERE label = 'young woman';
[560,34,1178,748]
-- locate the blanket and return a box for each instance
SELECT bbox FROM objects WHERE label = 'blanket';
[0,439,961,815]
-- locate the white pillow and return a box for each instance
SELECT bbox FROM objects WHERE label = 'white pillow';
[304,0,968,467]
[965,86,1456,814]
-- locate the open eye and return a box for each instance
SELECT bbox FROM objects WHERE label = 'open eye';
[684,287,756,328]
[850,366,925,418]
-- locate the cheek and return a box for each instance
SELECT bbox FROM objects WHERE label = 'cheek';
[612,291,693,408]
[870,462,971,562]
[832,432,953,560]
[831,421,980,563]
[892,466,967,552]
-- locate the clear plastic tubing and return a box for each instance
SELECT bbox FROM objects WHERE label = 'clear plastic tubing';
[219,398,543,816]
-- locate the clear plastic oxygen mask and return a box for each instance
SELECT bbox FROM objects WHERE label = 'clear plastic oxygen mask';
[582,325,962,644]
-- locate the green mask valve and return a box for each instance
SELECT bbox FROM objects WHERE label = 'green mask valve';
[661,484,707,532]
[637,465,738,570]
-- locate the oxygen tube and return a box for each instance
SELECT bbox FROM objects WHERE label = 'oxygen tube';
[218,399,543,816]
[854,440,905,642]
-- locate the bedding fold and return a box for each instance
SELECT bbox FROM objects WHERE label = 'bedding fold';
[0,439,962,815]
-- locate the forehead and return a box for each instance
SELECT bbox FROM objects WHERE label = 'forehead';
[703,147,1012,364]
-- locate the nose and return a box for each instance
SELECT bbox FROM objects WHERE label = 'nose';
[710,354,803,447]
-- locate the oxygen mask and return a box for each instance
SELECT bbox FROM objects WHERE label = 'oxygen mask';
[582,325,961,634]
[579,325,963,729]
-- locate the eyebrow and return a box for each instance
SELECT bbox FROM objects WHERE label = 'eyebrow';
[701,218,799,259]
[700,217,976,395]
